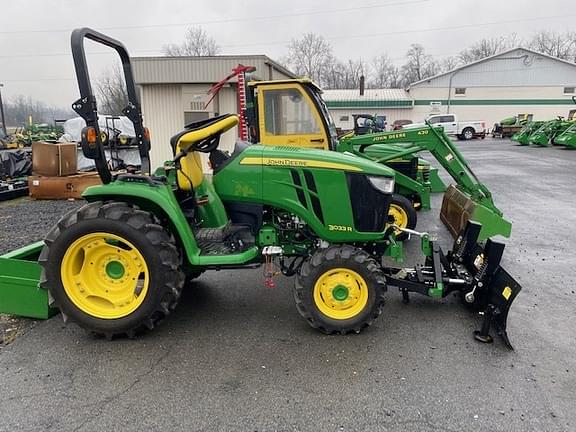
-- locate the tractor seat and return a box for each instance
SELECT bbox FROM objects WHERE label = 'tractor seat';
[170,114,239,191]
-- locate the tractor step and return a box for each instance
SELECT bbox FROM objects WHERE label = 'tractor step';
[196,224,254,256]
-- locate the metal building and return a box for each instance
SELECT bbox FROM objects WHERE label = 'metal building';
[133,55,295,169]
[323,48,576,132]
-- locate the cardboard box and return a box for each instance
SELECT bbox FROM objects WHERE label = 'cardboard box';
[28,172,102,200]
[32,141,78,177]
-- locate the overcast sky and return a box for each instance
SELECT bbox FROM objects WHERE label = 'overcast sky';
[1,0,575,107]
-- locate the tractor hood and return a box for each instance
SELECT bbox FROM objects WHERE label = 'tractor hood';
[213,144,396,244]
[240,144,396,177]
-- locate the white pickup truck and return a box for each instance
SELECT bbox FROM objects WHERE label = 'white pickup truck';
[405,114,487,140]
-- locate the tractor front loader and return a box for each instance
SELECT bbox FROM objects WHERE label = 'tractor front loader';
[511,121,544,145]
[245,79,510,241]
[553,122,576,148]
[529,117,574,147]
[0,28,523,348]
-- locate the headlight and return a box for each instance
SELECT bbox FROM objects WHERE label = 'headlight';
[367,176,395,194]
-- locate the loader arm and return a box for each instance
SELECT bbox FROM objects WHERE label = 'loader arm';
[337,125,511,239]
[338,126,495,210]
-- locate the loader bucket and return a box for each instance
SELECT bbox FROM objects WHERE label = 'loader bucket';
[554,124,576,148]
[440,185,511,241]
[529,131,551,146]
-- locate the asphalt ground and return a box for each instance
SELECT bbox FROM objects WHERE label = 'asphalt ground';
[0,138,575,432]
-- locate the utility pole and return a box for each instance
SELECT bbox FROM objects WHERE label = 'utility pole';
[0,83,7,136]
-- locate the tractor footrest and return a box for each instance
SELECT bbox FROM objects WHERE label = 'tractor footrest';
[196,224,254,256]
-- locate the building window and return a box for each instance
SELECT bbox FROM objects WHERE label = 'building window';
[340,115,349,122]
[564,87,575,95]
[455,88,466,95]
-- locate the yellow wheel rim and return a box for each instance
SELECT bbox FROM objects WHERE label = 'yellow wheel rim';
[60,232,150,319]
[387,203,408,235]
[313,268,369,320]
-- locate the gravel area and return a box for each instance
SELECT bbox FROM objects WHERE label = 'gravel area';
[0,197,83,254]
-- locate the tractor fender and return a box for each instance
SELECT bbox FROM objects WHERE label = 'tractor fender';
[82,181,202,262]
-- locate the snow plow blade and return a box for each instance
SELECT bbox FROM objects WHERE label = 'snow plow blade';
[451,222,522,349]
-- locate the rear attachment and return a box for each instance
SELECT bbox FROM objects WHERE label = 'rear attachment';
[385,221,522,349]
[0,242,55,319]
[441,185,512,241]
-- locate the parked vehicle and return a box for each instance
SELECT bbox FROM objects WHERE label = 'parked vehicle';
[392,119,412,130]
[406,114,486,140]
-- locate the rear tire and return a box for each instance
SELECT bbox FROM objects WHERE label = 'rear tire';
[39,201,185,338]
[387,194,417,241]
[294,246,386,334]
[462,127,475,140]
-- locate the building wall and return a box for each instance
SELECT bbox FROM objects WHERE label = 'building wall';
[140,84,183,170]
[410,85,576,126]
[133,56,294,85]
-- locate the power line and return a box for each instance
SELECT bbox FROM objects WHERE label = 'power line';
[0,0,427,35]
[0,12,573,60]
[221,13,576,48]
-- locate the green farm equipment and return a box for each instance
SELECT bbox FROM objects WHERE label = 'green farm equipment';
[511,121,545,145]
[245,79,509,241]
[529,117,575,147]
[11,122,64,147]
[493,114,533,138]
[554,122,576,148]
[0,28,523,348]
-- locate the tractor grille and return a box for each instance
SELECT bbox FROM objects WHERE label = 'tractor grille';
[347,173,392,232]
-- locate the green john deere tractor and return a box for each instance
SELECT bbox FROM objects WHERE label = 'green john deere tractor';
[23,28,522,347]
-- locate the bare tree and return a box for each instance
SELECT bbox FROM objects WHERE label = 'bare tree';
[163,26,221,56]
[285,33,335,87]
[401,44,438,86]
[4,95,71,126]
[437,56,462,73]
[459,35,520,63]
[528,31,576,61]
[95,64,129,115]
[370,54,402,88]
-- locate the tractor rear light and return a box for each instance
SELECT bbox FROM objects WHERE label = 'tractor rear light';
[85,127,97,144]
[367,176,395,194]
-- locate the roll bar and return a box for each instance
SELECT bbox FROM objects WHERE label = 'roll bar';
[70,28,150,183]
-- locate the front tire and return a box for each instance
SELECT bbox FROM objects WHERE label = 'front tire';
[39,202,185,338]
[387,194,417,241]
[294,246,386,334]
